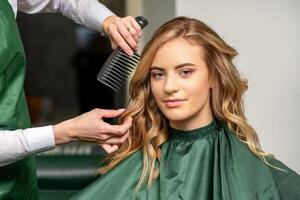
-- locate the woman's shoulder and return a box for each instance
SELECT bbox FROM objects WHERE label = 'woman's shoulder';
[265,157,300,198]
[220,123,300,198]
[71,150,144,199]
[100,150,144,178]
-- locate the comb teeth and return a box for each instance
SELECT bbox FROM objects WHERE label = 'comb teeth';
[97,48,140,92]
[97,16,148,92]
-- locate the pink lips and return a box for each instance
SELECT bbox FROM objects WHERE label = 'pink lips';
[163,99,186,108]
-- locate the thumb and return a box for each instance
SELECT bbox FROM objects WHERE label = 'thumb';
[100,108,126,119]
[101,144,119,154]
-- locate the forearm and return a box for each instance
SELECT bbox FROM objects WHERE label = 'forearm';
[62,0,114,32]
[18,0,114,31]
[0,126,55,167]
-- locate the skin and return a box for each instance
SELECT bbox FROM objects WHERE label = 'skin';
[102,15,142,56]
[150,38,213,130]
[53,109,132,153]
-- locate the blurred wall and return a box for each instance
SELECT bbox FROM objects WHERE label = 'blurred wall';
[18,13,78,111]
[175,0,300,173]
[126,0,175,51]
[18,1,125,124]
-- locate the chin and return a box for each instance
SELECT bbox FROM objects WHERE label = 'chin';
[163,112,189,122]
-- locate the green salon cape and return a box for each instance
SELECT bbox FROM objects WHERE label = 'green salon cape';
[72,120,300,199]
[0,1,38,199]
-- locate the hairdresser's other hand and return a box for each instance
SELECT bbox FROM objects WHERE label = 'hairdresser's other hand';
[100,122,131,153]
[100,115,132,153]
[53,108,132,146]
[102,15,142,56]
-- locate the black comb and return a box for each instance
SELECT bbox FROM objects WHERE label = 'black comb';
[97,16,148,92]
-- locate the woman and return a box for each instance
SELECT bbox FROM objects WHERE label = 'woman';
[73,17,300,199]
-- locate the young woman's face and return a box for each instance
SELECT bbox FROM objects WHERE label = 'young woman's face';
[150,38,213,130]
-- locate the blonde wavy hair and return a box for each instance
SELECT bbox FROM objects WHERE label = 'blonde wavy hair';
[100,17,270,189]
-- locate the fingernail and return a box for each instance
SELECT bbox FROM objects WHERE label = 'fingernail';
[129,51,133,56]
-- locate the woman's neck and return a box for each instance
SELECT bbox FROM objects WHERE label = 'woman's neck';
[169,106,213,131]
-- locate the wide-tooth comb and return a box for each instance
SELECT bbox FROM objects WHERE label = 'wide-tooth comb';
[97,16,148,92]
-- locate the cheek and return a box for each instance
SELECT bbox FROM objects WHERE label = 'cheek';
[187,78,211,101]
[150,81,160,101]
[150,81,167,113]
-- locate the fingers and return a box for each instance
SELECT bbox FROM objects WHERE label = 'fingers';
[126,16,142,38]
[100,129,130,154]
[104,131,129,145]
[92,108,132,136]
[101,144,119,154]
[126,16,142,39]
[123,16,141,42]
[108,23,136,55]
[105,16,142,56]
[100,117,132,136]
[97,108,126,118]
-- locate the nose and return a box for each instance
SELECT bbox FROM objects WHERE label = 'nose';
[164,73,179,94]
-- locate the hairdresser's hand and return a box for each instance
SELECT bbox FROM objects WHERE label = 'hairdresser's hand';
[53,109,132,151]
[102,15,142,56]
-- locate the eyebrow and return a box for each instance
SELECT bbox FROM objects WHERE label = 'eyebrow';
[150,63,196,70]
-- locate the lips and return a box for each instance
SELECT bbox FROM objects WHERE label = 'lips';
[163,99,186,108]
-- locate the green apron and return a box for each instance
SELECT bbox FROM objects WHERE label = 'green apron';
[0,0,39,199]
[72,120,300,199]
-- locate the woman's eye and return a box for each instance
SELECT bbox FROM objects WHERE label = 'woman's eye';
[151,72,164,80]
[179,70,192,78]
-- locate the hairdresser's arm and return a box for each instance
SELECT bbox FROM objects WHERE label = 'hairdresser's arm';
[0,126,54,167]
[0,108,131,167]
[17,0,112,32]
[17,0,141,55]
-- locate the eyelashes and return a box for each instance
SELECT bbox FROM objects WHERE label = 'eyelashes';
[150,69,194,80]
[179,69,193,78]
